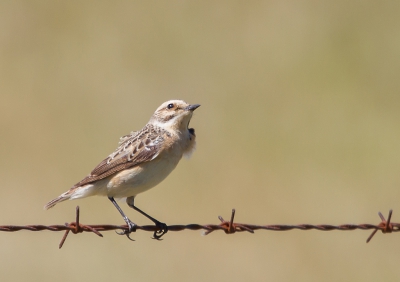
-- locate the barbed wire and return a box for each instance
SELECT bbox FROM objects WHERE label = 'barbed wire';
[0,207,398,248]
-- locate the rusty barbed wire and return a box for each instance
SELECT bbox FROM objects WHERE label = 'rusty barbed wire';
[0,207,398,248]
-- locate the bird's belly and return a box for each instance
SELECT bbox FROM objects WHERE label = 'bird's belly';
[106,153,181,198]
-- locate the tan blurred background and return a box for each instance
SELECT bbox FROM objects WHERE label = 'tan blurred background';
[1,1,400,281]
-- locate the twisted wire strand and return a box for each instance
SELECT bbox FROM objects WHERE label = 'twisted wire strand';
[0,207,397,248]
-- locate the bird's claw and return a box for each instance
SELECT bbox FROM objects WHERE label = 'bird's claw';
[116,220,137,241]
[152,222,168,240]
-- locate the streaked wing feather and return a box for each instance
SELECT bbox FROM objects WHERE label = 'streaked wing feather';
[74,125,166,187]
[118,131,138,145]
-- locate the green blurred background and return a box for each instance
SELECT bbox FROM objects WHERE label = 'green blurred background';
[1,1,400,281]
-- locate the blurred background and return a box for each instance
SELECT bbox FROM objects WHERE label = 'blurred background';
[1,1,400,281]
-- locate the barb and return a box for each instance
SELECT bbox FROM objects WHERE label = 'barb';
[0,207,398,248]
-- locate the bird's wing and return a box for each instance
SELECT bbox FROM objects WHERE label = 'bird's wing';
[118,131,138,145]
[74,124,168,187]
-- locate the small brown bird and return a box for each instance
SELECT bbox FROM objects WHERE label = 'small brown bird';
[44,100,200,239]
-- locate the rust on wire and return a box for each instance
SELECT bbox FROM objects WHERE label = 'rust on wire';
[59,206,103,248]
[366,210,394,243]
[0,207,399,248]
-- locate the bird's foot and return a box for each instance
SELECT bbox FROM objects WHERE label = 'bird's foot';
[152,221,168,240]
[116,219,137,241]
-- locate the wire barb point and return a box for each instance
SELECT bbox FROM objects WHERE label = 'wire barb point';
[366,210,394,243]
[204,209,254,235]
[58,206,103,249]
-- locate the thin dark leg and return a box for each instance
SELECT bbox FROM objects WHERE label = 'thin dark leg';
[108,197,136,240]
[126,196,168,239]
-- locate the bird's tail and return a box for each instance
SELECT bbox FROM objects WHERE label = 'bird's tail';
[44,190,73,210]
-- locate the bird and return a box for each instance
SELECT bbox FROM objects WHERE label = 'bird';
[44,100,200,239]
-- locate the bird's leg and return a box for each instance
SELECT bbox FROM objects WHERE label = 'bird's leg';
[108,197,136,240]
[126,196,168,240]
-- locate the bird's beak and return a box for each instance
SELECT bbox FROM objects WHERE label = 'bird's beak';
[186,104,201,111]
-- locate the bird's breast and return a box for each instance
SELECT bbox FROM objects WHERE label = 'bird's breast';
[106,146,183,198]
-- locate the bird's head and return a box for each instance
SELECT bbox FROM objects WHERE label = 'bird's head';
[149,100,200,133]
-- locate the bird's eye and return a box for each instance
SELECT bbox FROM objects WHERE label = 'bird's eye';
[167,103,174,109]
